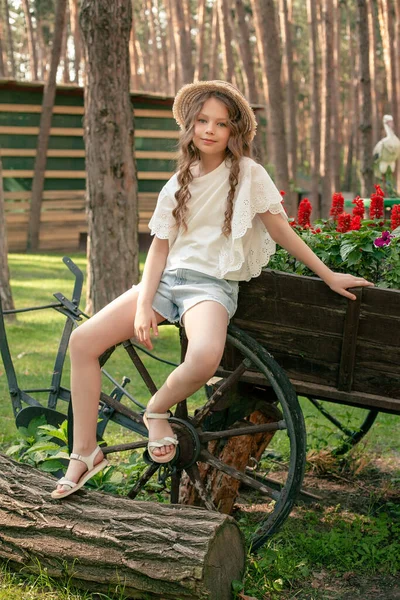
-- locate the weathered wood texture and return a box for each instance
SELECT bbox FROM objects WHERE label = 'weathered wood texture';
[234,270,400,414]
[0,454,245,600]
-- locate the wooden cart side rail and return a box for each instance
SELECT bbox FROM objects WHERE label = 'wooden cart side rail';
[234,270,400,410]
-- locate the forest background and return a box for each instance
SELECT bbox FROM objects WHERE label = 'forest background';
[1,0,400,217]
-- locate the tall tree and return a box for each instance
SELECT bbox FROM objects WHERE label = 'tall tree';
[0,1,7,77]
[4,0,16,78]
[357,0,373,196]
[80,0,139,313]
[218,0,235,82]
[69,0,81,83]
[307,0,321,213]
[171,0,193,85]
[209,1,220,80]
[193,0,206,81]
[250,0,292,213]
[320,0,334,216]
[22,0,38,80]
[0,158,15,320]
[280,0,297,187]
[27,0,68,252]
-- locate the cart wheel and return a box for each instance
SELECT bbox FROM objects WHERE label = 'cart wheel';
[68,325,306,552]
[305,397,379,456]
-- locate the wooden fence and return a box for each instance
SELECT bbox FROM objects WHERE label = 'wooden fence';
[0,79,178,251]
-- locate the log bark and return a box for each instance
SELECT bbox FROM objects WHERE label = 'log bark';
[0,454,245,600]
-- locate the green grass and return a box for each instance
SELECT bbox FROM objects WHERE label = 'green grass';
[1,253,399,600]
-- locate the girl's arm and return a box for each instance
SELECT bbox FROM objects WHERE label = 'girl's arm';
[259,211,374,300]
[135,236,169,348]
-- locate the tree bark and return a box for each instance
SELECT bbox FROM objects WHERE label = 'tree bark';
[209,1,220,80]
[0,2,7,77]
[22,0,38,80]
[307,0,321,215]
[0,158,15,320]
[194,0,207,81]
[331,0,341,191]
[234,0,258,103]
[171,0,193,85]
[250,0,292,213]
[61,4,70,84]
[367,0,379,146]
[218,0,235,82]
[280,0,297,188]
[320,0,334,217]
[69,0,81,83]
[357,0,373,197]
[4,0,16,78]
[0,454,245,600]
[80,0,139,314]
[27,0,67,252]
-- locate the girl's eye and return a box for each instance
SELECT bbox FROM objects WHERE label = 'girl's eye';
[218,122,227,127]
[198,118,207,123]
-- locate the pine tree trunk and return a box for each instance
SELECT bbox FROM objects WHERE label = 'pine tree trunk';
[357,0,373,197]
[209,2,220,80]
[4,0,16,78]
[234,0,258,103]
[0,7,7,77]
[194,0,207,81]
[27,0,68,252]
[0,454,245,600]
[331,0,341,191]
[307,0,321,215]
[129,2,141,90]
[61,7,70,84]
[22,0,38,80]
[280,0,297,188]
[80,0,139,314]
[251,0,292,213]
[69,0,81,83]
[320,0,333,217]
[171,0,193,85]
[166,0,177,94]
[377,0,391,108]
[218,0,235,82]
[385,0,398,128]
[368,0,379,146]
[0,158,15,319]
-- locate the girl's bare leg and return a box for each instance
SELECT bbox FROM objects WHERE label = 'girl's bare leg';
[145,300,228,458]
[57,286,165,490]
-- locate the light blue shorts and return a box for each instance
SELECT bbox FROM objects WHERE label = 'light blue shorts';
[147,268,239,325]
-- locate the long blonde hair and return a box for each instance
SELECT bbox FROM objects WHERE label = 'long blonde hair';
[173,91,253,236]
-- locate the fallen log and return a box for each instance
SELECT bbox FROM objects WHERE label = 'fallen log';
[0,454,245,600]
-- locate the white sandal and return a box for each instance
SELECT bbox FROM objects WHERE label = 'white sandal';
[143,412,179,464]
[51,445,108,499]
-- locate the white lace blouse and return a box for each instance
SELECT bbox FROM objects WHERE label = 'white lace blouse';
[148,156,288,282]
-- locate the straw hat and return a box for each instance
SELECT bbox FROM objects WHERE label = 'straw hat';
[172,80,257,141]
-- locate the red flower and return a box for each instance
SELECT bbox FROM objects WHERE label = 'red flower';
[391,204,400,230]
[370,184,384,219]
[350,215,362,230]
[280,190,286,197]
[337,212,351,233]
[352,196,365,219]
[330,192,344,220]
[289,219,297,227]
[298,198,312,227]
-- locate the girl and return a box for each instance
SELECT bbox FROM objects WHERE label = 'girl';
[52,80,373,499]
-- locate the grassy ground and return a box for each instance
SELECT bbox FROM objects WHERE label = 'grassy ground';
[0,253,399,600]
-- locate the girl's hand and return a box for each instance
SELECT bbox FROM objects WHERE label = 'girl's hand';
[325,272,374,300]
[134,304,159,350]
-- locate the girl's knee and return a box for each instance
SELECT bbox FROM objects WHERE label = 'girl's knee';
[69,326,93,359]
[185,344,224,381]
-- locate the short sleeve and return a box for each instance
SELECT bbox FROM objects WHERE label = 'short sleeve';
[148,185,178,243]
[248,162,288,220]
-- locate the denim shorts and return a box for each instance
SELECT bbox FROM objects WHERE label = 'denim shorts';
[145,268,239,325]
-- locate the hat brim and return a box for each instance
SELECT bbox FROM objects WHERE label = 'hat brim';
[172,80,257,141]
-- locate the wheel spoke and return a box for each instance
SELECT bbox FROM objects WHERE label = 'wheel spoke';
[102,440,147,455]
[123,340,158,396]
[127,462,159,499]
[100,391,143,427]
[185,464,217,511]
[199,448,280,501]
[192,358,252,427]
[199,420,286,443]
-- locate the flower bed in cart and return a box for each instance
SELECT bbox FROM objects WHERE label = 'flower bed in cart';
[233,187,400,414]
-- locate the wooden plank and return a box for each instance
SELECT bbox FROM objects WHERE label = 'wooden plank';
[357,313,400,346]
[4,190,86,199]
[360,285,400,317]
[337,287,361,392]
[3,170,172,179]
[0,105,174,119]
[0,126,84,136]
[135,129,179,139]
[0,104,84,115]
[0,149,176,160]
[355,342,400,374]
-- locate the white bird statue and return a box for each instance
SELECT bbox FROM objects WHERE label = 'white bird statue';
[373,115,400,177]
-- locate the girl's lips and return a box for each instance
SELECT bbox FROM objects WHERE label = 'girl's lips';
[202,139,217,144]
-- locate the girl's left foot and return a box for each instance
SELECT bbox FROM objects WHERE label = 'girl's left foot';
[51,446,108,499]
[143,411,178,463]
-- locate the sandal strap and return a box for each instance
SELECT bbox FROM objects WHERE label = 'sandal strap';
[145,412,171,420]
[69,445,100,471]
[56,477,76,490]
[148,436,178,449]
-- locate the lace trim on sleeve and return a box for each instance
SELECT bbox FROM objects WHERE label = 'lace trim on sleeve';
[148,188,177,240]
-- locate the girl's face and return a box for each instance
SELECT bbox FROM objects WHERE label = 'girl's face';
[192,97,231,159]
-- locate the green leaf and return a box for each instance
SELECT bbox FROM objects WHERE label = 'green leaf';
[340,242,357,261]
[38,425,67,442]
[38,460,65,473]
